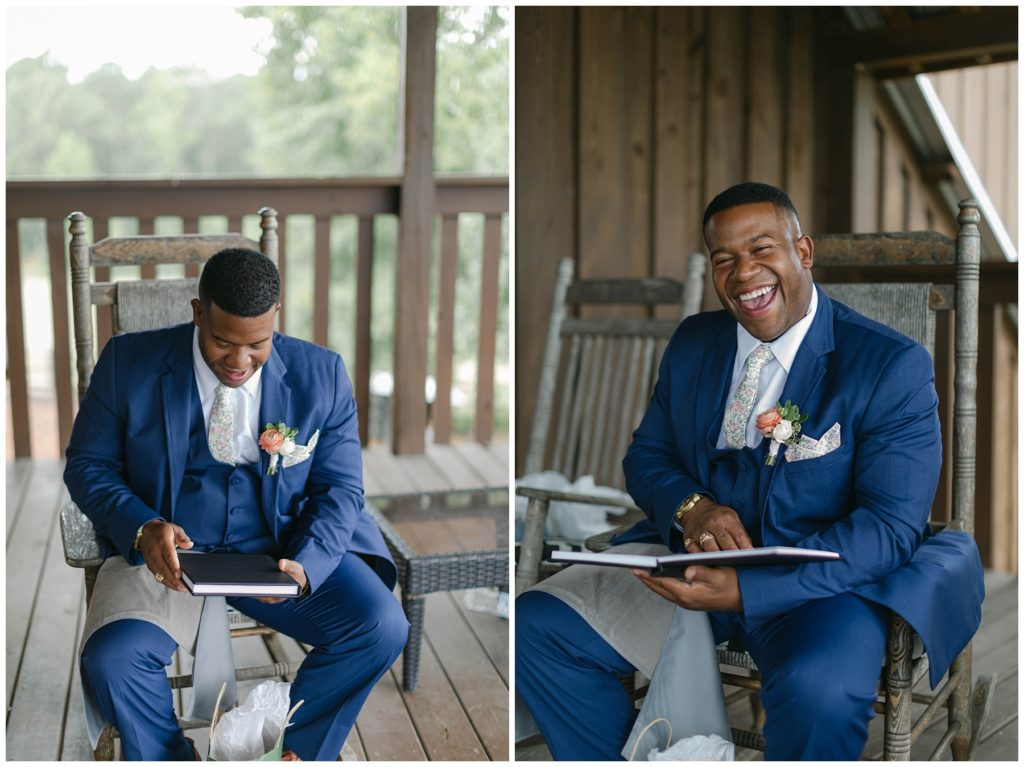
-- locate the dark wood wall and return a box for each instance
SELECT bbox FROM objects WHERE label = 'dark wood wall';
[515,8,1016,573]
[516,6,842,473]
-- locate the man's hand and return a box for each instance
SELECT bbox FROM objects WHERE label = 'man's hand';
[632,565,743,612]
[256,559,308,604]
[138,520,193,593]
[682,498,753,552]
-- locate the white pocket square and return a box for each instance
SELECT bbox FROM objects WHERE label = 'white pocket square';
[786,423,841,462]
[282,429,319,468]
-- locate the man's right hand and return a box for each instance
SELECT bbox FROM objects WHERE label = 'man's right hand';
[682,498,753,552]
[138,520,193,592]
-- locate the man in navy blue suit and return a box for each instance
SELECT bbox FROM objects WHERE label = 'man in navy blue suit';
[65,248,408,760]
[517,183,983,759]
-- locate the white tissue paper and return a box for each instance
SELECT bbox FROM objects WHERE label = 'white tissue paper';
[209,680,292,761]
[515,471,631,541]
[647,733,735,761]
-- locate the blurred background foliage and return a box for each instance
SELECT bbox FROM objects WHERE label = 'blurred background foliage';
[6,5,509,441]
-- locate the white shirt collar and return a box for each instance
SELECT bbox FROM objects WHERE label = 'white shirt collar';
[192,326,262,400]
[735,283,819,373]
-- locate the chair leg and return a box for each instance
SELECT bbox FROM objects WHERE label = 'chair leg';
[515,497,550,595]
[93,724,116,760]
[883,614,913,760]
[401,594,426,692]
[948,646,972,760]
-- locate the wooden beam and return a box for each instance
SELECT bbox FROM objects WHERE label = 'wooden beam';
[392,6,437,455]
[834,7,1017,74]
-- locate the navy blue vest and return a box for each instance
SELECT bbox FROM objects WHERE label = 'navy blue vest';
[705,443,768,547]
[175,385,276,555]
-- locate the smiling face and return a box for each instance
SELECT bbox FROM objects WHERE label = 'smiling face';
[191,298,278,387]
[704,201,815,342]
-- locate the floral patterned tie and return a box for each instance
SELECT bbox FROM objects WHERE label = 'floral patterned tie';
[723,344,774,449]
[208,383,236,465]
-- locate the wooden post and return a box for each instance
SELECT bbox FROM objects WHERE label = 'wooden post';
[392,6,437,455]
[949,199,980,760]
[6,219,32,457]
[355,216,375,445]
[475,214,502,445]
[433,214,459,444]
[48,217,75,454]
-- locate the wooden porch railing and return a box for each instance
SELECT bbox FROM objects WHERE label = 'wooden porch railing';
[6,177,508,459]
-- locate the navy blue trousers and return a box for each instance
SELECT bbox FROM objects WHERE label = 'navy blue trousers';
[516,589,888,760]
[81,553,408,761]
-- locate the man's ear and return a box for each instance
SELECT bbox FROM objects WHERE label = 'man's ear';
[191,298,203,326]
[797,234,814,270]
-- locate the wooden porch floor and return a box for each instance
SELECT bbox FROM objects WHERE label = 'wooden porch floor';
[516,567,1017,761]
[6,441,509,761]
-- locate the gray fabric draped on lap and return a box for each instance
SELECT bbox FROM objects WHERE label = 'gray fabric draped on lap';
[529,542,731,759]
[80,557,237,747]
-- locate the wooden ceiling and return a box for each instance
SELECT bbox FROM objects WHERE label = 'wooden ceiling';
[829,6,1017,78]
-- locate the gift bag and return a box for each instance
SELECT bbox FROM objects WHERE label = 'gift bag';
[208,681,304,761]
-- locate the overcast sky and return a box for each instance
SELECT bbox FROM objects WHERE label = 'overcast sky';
[5,5,273,82]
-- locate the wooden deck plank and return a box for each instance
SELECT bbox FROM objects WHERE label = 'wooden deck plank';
[488,441,509,469]
[391,632,489,760]
[450,441,508,486]
[398,453,454,492]
[424,592,509,760]
[7,490,85,760]
[975,671,1017,760]
[355,671,428,760]
[425,443,491,488]
[6,458,33,537]
[361,452,388,497]
[453,590,508,686]
[6,461,67,707]
[362,444,422,495]
[58,588,92,761]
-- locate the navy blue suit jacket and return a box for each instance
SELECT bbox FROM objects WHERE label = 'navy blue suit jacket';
[620,286,983,687]
[64,323,396,593]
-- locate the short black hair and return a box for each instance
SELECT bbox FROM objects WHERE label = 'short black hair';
[702,182,800,229]
[198,247,280,317]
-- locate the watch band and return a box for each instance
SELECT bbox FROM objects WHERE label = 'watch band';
[674,493,705,528]
[132,523,147,550]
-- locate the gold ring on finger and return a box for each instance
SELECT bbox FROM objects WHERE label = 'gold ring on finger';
[684,537,693,548]
[698,532,714,546]
[154,572,164,583]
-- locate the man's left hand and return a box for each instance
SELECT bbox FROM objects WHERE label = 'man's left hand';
[631,566,743,612]
[256,558,308,604]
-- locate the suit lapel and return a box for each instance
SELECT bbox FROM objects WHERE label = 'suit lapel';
[759,287,835,513]
[160,325,197,524]
[258,338,291,537]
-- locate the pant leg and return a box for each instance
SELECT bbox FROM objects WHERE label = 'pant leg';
[516,590,637,760]
[229,553,408,761]
[740,592,889,760]
[80,619,195,761]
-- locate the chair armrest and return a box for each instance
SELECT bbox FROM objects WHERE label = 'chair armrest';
[59,502,105,568]
[515,485,641,513]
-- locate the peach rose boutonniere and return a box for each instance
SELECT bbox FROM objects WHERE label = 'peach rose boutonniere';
[260,421,299,475]
[757,400,808,466]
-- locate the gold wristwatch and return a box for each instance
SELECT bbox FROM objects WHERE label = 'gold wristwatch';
[674,493,706,529]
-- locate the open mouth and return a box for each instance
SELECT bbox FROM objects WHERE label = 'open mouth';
[222,369,248,383]
[736,284,777,314]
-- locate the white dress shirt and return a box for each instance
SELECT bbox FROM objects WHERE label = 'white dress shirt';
[192,327,263,465]
[715,286,818,449]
